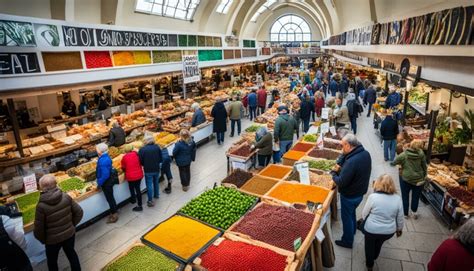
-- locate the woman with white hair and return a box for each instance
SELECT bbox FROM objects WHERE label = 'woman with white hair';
[252,127,273,167]
[96,143,118,223]
[34,175,83,271]
[191,102,206,127]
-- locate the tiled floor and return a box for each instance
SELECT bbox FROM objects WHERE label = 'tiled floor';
[36,107,449,271]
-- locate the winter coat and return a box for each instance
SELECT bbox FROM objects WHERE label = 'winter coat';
[254,133,273,156]
[173,139,197,167]
[274,114,298,142]
[428,238,474,271]
[329,80,338,96]
[228,101,243,120]
[108,126,126,147]
[335,105,350,125]
[386,92,401,108]
[346,99,362,118]
[331,145,372,197]
[138,144,162,173]
[339,79,349,93]
[364,86,377,104]
[300,100,314,120]
[191,109,206,127]
[290,81,298,91]
[242,95,248,107]
[248,92,257,107]
[257,89,267,107]
[380,116,399,140]
[315,97,325,116]
[96,153,112,187]
[121,151,144,181]
[211,102,228,133]
[391,148,427,185]
[34,188,83,245]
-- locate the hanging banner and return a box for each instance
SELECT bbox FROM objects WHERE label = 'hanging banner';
[182,55,200,84]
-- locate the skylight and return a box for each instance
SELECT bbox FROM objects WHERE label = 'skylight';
[135,0,201,21]
[250,0,277,22]
[216,0,233,14]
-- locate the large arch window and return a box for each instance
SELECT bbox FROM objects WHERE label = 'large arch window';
[270,14,311,42]
[135,0,200,21]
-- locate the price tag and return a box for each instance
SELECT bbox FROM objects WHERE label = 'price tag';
[315,229,325,242]
[321,122,329,134]
[293,237,302,251]
[329,126,337,136]
[46,124,67,133]
[23,174,37,193]
[321,108,330,119]
[294,162,310,185]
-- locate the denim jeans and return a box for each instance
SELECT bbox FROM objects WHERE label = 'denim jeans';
[399,175,423,216]
[273,151,281,163]
[383,139,397,161]
[144,172,160,202]
[302,118,310,133]
[249,106,257,121]
[216,132,225,144]
[230,119,241,136]
[279,140,293,158]
[350,116,357,134]
[340,194,364,246]
[367,102,373,117]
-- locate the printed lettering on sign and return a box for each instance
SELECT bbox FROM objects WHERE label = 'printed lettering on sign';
[62,26,95,46]
[0,53,40,75]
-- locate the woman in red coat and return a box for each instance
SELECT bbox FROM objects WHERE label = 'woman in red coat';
[428,218,474,271]
[121,144,144,212]
[314,91,325,117]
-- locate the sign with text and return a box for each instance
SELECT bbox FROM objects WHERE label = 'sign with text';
[23,174,37,193]
[182,55,200,84]
[62,26,95,46]
[321,108,330,119]
[95,29,168,47]
[0,53,40,74]
[321,122,329,134]
[294,162,310,185]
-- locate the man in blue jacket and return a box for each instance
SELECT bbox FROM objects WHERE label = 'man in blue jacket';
[138,136,162,207]
[331,134,372,248]
[329,78,339,97]
[385,89,401,109]
[380,113,399,161]
[363,80,377,117]
[248,89,258,121]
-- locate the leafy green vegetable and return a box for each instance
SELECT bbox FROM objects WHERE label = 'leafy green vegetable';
[303,134,318,142]
[104,245,178,271]
[15,191,40,225]
[58,177,86,192]
[307,159,336,171]
[245,125,261,133]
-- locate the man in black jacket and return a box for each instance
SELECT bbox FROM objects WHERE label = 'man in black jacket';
[108,122,126,147]
[363,80,377,117]
[380,114,399,161]
[331,134,372,248]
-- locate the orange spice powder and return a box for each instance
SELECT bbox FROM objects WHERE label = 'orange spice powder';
[283,150,306,161]
[259,164,292,179]
[292,142,315,152]
[268,182,330,204]
[240,176,278,195]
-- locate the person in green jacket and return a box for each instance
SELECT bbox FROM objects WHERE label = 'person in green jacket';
[228,95,244,137]
[274,106,298,159]
[252,127,273,167]
[390,140,427,219]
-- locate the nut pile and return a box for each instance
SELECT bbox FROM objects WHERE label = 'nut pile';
[222,169,254,188]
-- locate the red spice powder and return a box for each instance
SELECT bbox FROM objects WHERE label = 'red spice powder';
[292,142,314,152]
[200,239,288,271]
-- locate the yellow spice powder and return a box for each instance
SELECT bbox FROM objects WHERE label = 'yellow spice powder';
[143,215,220,260]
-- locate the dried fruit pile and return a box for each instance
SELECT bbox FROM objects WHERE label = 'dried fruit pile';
[200,239,288,271]
[291,142,314,152]
[308,148,341,160]
[142,215,220,261]
[104,245,179,271]
[180,187,256,229]
[231,204,315,251]
[447,187,474,207]
[259,164,292,179]
[231,144,253,157]
[240,176,279,196]
[268,182,330,204]
[323,139,343,150]
[222,169,253,188]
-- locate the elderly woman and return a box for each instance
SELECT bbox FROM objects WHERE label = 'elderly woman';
[191,102,206,127]
[138,135,162,207]
[428,218,474,271]
[96,143,118,223]
[361,174,404,270]
[252,127,273,168]
[121,144,144,212]
[391,140,427,219]
[34,175,83,271]
[211,98,228,145]
[173,129,196,191]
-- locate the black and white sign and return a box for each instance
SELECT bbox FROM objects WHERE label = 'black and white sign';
[182,55,200,84]
[62,26,95,46]
[95,29,168,47]
[0,52,40,74]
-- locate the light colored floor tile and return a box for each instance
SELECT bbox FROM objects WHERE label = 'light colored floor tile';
[87,228,136,254]
[374,258,402,271]
[409,250,432,265]
[379,247,411,261]
[402,261,425,271]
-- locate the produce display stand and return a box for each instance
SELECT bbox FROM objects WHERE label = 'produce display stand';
[191,122,214,144]
[225,143,258,173]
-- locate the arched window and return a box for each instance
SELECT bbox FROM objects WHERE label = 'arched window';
[270,15,312,42]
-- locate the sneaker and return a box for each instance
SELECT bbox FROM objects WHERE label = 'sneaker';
[107,214,118,223]
[132,206,143,212]
[412,212,419,220]
[164,183,172,194]
[147,201,155,207]
[182,186,189,192]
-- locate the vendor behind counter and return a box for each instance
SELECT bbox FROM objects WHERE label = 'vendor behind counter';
[108,122,126,147]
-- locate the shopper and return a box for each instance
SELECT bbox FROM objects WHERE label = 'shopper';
[355,78,365,99]
[173,129,197,192]
[292,101,301,138]
[98,96,109,111]
[300,95,314,133]
[257,85,267,115]
[0,206,32,271]
[428,218,474,271]
[380,113,399,161]
[161,148,173,194]
[346,93,362,134]
[78,97,88,115]
[339,75,349,95]
[211,99,228,145]
[121,144,144,212]
[385,89,402,109]
[96,143,118,223]
[330,134,372,248]
[334,98,350,129]
[138,135,162,207]
[252,127,273,167]
[361,174,404,270]
[242,93,249,117]
[314,91,325,117]
[228,95,243,137]
[274,106,298,157]
[34,175,83,271]
[248,89,258,121]
[108,121,126,147]
[62,98,77,117]
[363,80,377,117]
[329,77,339,97]
[390,140,427,219]
[191,102,206,127]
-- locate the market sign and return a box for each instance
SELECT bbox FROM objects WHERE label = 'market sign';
[182,55,200,84]
[23,174,37,193]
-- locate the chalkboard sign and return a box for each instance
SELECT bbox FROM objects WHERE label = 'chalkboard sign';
[95,29,168,47]
[62,26,95,46]
[0,52,40,74]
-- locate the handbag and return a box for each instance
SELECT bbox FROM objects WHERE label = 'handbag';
[103,168,119,187]
[357,212,370,232]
